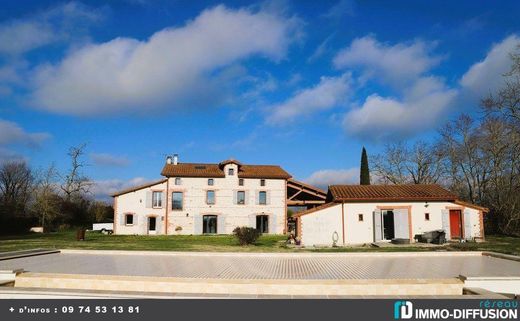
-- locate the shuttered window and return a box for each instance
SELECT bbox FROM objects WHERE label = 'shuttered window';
[259,191,267,205]
[207,190,215,205]
[125,214,134,225]
[237,191,245,205]
[152,191,162,208]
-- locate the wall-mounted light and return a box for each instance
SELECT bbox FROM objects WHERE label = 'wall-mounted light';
[424,202,429,208]
[186,213,189,217]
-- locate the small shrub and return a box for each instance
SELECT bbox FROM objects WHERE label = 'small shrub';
[175,226,183,231]
[233,226,260,245]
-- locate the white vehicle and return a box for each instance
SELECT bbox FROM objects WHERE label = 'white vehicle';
[92,223,114,234]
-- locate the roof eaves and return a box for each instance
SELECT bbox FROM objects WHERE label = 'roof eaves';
[111,179,167,197]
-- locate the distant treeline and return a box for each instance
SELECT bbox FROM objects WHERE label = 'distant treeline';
[0,144,112,235]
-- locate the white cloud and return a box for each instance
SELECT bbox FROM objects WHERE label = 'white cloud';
[0,119,50,163]
[344,77,457,140]
[90,153,130,167]
[0,2,104,56]
[266,73,351,124]
[90,177,148,200]
[334,36,441,87]
[30,5,299,115]
[322,0,355,20]
[333,36,456,140]
[0,119,50,147]
[305,167,358,188]
[460,34,520,96]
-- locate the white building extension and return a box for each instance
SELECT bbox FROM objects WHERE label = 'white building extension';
[295,185,487,247]
[112,156,292,235]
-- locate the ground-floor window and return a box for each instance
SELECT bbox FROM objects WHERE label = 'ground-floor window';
[256,215,268,233]
[125,214,134,225]
[203,215,217,234]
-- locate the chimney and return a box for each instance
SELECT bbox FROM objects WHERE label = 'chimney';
[173,154,179,165]
[166,155,172,164]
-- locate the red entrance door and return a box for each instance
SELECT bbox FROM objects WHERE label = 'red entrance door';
[449,210,462,238]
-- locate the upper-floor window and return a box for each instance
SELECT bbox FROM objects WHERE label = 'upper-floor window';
[358,214,364,222]
[172,192,183,210]
[425,213,430,221]
[175,177,182,185]
[259,191,267,205]
[208,178,214,186]
[237,191,245,205]
[239,178,244,186]
[125,214,134,225]
[260,179,265,186]
[152,191,162,208]
[228,168,234,176]
[207,190,215,205]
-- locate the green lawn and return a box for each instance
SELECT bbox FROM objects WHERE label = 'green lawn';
[0,231,519,255]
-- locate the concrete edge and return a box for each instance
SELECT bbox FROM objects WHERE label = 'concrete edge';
[460,274,520,281]
[0,249,60,261]
[16,272,464,285]
[482,251,520,262]
[59,249,484,258]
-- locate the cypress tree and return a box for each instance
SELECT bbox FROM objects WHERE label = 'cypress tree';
[360,147,370,185]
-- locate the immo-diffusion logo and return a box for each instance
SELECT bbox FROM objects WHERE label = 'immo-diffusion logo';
[394,301,413,319]
[393,300,518,320]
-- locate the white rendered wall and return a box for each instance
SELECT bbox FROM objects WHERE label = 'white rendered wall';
[300,201,483,246]
[114,181,167,235]
[166,163,286,235]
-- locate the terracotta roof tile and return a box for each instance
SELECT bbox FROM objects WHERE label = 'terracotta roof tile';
[161,163,224,178]
[161,161,291,179]
[328,184,457,202]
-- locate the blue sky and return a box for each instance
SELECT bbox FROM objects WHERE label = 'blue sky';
[0,0,519,198]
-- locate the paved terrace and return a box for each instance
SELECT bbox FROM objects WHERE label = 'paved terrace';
[1,251,520,280]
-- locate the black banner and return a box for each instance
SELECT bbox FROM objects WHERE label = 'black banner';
[0,299,518,321]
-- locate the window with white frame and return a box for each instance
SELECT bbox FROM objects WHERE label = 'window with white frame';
[207,190,215,205]
[152,191,162,208]
[237,191,245,205]
[259,191,267,205]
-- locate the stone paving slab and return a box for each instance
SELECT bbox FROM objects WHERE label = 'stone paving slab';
[0,251,519,280]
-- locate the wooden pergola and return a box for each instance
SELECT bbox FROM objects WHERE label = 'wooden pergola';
[287,178,327,209]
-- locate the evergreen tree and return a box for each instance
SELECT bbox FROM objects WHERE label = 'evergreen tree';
[360,147,370,185]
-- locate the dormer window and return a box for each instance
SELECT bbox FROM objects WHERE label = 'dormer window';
[228,168,234,176]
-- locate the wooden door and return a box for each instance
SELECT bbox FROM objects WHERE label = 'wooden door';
[449,210,462,238]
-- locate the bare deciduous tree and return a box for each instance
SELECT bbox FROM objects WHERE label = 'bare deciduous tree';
[33,164,60,232]
[60,144,92,201]
[372,141,444,185]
